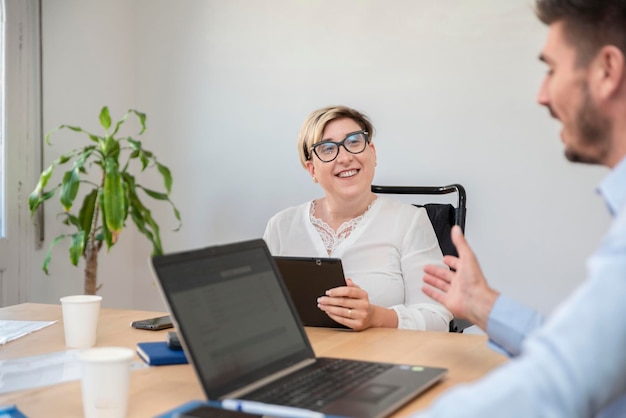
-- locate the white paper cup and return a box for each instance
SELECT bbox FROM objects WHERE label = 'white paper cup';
[79,347,135,418]
[60,295,103,348]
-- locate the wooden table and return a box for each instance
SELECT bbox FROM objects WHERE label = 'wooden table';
[0,303,507,417]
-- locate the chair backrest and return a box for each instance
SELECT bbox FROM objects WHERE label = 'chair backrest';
[371,183,471,332]
[371,184,466,256]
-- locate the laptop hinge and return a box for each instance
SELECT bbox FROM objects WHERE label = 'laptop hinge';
[222,358,317,400]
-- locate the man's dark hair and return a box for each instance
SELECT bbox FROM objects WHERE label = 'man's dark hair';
[535,0,626,65]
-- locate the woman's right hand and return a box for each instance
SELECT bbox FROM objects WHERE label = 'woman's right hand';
[317,278,397,330]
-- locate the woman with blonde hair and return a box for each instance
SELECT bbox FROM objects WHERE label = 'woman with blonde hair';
[264,105,451,331]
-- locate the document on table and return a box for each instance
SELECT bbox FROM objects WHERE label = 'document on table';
[0,350,147,394]
[0,319,57,345]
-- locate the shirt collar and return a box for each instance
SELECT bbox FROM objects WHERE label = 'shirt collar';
[597,155,626,217]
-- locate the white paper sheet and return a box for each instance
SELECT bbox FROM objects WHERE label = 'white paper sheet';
[0,320,57,345]
[0,350,147,394]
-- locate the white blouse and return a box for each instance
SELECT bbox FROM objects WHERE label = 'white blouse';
[263,196,452,331]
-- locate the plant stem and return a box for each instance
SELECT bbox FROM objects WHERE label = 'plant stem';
[83,172,105,295]
[84,245,98,295]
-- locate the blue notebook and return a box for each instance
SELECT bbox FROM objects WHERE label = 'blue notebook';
[136,341,188,366]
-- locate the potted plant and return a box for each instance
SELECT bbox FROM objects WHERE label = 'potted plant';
[28,106,181,294]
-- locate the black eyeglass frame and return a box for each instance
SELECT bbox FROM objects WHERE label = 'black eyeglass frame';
[306,130,371,163]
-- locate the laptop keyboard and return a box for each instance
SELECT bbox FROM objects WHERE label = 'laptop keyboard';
[243,358,393,410]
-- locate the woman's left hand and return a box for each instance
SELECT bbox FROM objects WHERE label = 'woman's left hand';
[317,278,384,331]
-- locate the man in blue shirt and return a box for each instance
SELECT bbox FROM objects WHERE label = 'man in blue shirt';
[415,0,626,416]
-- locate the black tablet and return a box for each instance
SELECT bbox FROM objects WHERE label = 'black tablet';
[273,256,349,329]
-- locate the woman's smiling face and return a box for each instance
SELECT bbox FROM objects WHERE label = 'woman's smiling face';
[305,117,377,201]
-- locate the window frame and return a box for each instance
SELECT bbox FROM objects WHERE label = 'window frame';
[0,0,42,306]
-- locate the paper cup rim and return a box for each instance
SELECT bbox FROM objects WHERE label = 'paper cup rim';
[60,295,103,304]
[78,347,135,363]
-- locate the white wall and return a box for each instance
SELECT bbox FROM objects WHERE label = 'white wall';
[32,0,610,315]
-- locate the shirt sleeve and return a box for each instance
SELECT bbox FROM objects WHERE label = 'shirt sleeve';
[411,210,626,417]
[486,294,545,357]
[262,214,279,254]
[392,206,453,331]
[262,204,316,256]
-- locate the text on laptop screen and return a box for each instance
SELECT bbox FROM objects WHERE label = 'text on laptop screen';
[156,246,312,397]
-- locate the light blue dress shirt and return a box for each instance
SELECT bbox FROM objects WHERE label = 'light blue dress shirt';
[485,294,545,357]
[413,156,626,418]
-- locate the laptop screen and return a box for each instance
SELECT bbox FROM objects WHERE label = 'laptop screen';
[152,240,315,399]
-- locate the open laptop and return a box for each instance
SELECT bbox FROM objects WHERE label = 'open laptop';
[273,256,348,329]
[151,239,446,418]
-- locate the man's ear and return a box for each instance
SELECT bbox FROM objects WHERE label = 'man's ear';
[593,45,625,100]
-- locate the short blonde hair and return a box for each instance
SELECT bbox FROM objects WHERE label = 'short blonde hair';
[297,105,374,168]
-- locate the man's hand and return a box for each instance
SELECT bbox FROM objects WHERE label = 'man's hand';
[422,225,499,330]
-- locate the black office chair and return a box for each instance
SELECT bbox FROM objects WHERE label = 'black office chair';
[371,183,472,333]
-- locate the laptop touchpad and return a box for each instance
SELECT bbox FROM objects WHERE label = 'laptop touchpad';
[347,384,399,403]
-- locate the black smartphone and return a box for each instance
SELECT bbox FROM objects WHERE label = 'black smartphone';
[166,331,182,350]
[130,315,173,331]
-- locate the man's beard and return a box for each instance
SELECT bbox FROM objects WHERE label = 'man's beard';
[563,85,611,165]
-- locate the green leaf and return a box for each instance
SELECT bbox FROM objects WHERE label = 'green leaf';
[129,205,160,255]
[29,187,60,215]
[111,109,146,137]
[139,152,150,171]
[45,125,98,145]
[156,162,172,194]
[45,126,77,145]
[58,147,97,212]
[58,213,80,227]
[125,179,162,255]
[98,190,113,250]
[136,182,182,231]
[56,155,71,165]
[121,172,135,191]
[75,147,95,167]
[59,169,80,211]
[111,112,129,137]
[172,206,182,230]
[129,109,147,134]
[129,205,150,236]
[122,180,130,222]
[37,164,55,190]
[138,186,168,200]
[143,209,162,255]
[28,165,56,213]
[42,235,67,274]
[78,189,98,244]
[101,136,120,158]
[99,106,111,131]
[41,189,58,201]
[29,147,94,214]
[127,138,141,150]
[28,192,41,214]
[103,158,125,238]
[69,231,86,265]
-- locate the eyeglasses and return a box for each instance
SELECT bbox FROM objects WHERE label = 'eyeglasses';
[308,130,370,163]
